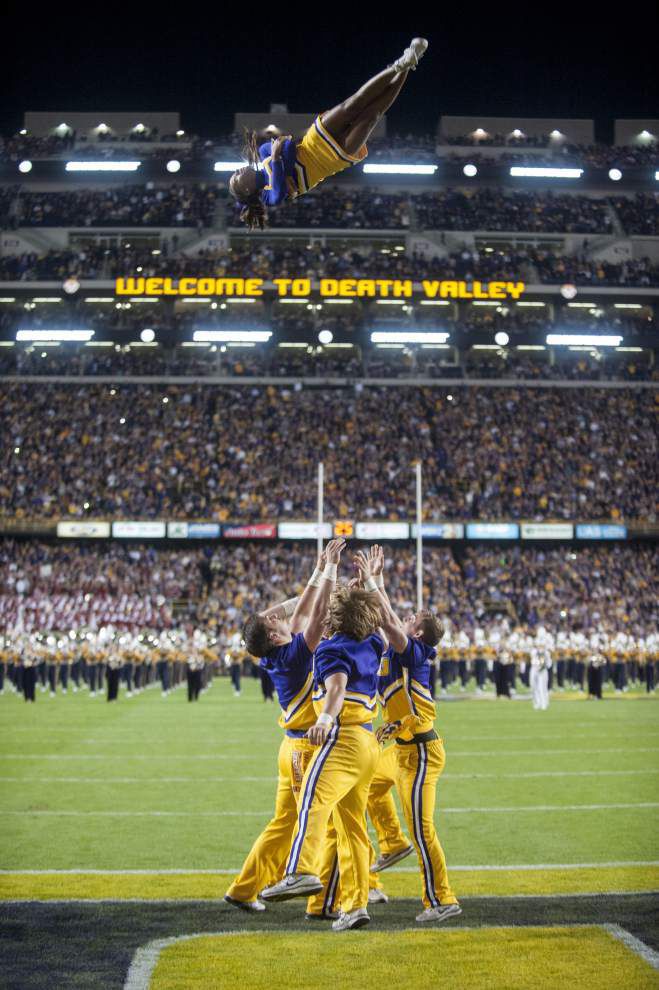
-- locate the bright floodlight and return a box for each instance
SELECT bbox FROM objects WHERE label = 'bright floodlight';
[510,166,583,179]
[608,168,622,181]
[140,328,155,343]
[546,334,622,347]
[370,331,450,344]
[63,278,80,295]
[65,162,141,172]
[318,330,333,344]
[193,330,272,342]
[16,329,94,342]
[18,160,32,173]
[463,163,477,177]
[560,284,578,300]
[214,161,249,171]
[166,160,181,173]
[176,129,185,137]
[550,129,563,138]
[363,164,437,175]
[494,331,509,346]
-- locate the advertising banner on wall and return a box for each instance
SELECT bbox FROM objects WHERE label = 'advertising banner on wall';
[278,522,333,540]
[575,524,627,540]
[410,523,465,539]
[466,523,520,540]
[521,523,574,540]
[57,521,111,538]
[223,524,277,539]
[112,521,166,538]
[354,522,410,540]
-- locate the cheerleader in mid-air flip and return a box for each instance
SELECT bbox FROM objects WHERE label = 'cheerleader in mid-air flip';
[229,37,429,230]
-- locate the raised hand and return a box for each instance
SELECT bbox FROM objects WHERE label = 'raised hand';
[367,544,384,577]
[325,538,346,564]
[353,550,372,582]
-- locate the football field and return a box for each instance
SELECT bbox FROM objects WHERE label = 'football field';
[1,678,658,988]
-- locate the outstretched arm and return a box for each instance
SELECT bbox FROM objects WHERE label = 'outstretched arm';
[307,671,347,745]
[302,538,345,651]
[355,548,407,653]
[290,547,327,634]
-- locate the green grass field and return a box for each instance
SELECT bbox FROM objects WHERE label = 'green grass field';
[1,677,658,988]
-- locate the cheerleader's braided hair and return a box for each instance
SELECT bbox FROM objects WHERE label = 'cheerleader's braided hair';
[230,128,268,232]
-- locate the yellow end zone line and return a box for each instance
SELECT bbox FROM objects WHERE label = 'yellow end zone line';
[2,866,659,901]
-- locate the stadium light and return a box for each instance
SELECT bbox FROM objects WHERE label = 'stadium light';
[510,166,583,179]
[140,328,155,343]
[214,161,249,171]
[608,168,622,181]
[362,164,437,175]
[370,331,450,344]
[65,162,141,172]
[193,330,272,342]
[318,330,333,344]
[463,164,477,177]
[166,160,181,173]
[18,160,32,173]
[546,334,622,347]
[494,331,509,346]
[16,330,94,342]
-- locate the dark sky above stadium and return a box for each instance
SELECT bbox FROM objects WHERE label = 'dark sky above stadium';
[2,9,658,142]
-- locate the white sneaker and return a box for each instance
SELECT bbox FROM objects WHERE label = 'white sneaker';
[416,902,462,923]
[223,894,266,913]
[371,844,414,873]
[90,691,96,698]
[260,873,323,902]
[332,908,370,931]
[368,888,389,904]
[390,37,429,73]
[127,691,133,698]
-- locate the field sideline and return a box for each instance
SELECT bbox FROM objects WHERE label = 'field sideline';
[1,678,658,987]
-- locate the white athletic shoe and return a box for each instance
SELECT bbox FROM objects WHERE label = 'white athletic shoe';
[390,37,429,73]
[332,908,371,931]
[370,844,415,873]
[127,691,133,698]
[368,888,389,904]
[416,902,462,923]
[260,873,323,902]
[90,691,96,698]
[223,894,266,913]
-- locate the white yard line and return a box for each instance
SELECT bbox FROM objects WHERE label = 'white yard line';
[1,802,658,817]
[0,768,657,784]
[1,746,657,759]
[2,860,659,875]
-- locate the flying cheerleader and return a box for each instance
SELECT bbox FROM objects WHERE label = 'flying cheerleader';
[228,37,429,230]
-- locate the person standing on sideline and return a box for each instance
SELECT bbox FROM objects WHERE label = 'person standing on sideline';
[227,629,245,696]
[530,628,550,711]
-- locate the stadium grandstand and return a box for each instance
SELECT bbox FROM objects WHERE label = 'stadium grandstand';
[1,18,658,979]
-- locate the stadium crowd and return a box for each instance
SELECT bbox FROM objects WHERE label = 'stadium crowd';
[1,184,220,228]
[1,240,658,288]
[1,383,656,522]
[1,183,657,235]
[0,541,656,645]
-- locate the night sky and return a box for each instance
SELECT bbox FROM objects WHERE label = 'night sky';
[2,8,658,143]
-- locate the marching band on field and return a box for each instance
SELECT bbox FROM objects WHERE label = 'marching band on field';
[0,623,656,705]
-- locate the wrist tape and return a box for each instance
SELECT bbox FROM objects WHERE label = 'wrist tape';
[308,568,323,588]
[322,562,338,582]
[364,576,378,593]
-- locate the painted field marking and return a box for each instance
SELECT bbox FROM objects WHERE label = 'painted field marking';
[122,924,659,990]
[2,802,658,817]
[1,768,657,784]
[2,860,658,875]
[1,746,657,759]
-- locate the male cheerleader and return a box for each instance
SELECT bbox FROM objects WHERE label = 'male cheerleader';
[261,573,383,931]
[224,538,345,913]
[362,546,461,923]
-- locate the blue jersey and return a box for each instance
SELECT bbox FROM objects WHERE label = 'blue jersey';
[256,139,306,206]
[260,632,315,731]
[378,638,436,738]
[313,632,383,725]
